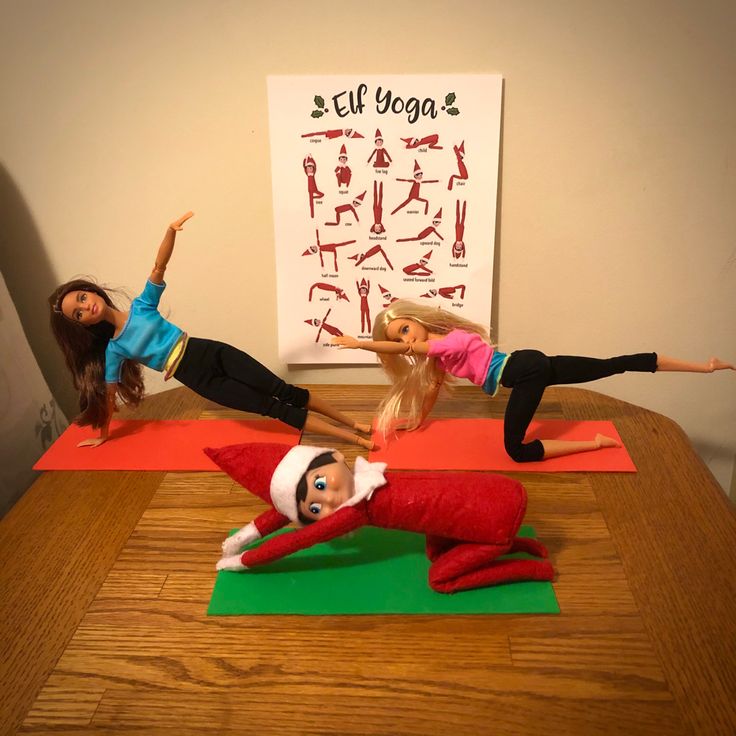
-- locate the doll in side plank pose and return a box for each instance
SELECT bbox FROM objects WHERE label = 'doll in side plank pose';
[49,212,373,450]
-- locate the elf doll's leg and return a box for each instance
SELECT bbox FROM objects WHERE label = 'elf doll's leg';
[510,536,549,558]
[428,540,554,593]
[425,534,461,562]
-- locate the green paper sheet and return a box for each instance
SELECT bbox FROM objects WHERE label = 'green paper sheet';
[208,525,559,615]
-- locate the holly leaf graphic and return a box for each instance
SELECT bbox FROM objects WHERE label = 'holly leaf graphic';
[445,92,456,106]
[314,95,326,108]
[447,107,460,116]
[311,110,324,118]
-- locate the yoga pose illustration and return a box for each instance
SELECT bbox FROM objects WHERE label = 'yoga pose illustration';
[301,229,356,273]
[367,129,392,168]
[391,161,439,216]
[303,155,324,218]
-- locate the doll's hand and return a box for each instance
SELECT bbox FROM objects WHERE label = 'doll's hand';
[216,555,247,572]
[77,437,107,448]
[169,211,194,231]
[331,335,360,349]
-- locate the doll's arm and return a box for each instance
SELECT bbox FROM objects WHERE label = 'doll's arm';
[331,336,432,355]
[149,211,194,284]
[418,369,445,424]
[77,384,117,448]
[216,505,365,571]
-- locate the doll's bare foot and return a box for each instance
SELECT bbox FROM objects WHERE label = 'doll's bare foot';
[354,421,373,435]
[357,436,375,451]
[708,357,735,372]
[595,433,620,449]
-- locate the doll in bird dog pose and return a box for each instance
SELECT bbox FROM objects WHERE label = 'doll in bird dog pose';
[332,300,734,463]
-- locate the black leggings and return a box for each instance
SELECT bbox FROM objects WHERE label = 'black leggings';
[173,338,309,429]
[499,350,657,463]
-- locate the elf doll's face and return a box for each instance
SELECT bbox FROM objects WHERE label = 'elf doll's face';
[298,452,355,522]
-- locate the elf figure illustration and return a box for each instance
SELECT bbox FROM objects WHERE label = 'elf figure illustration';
[448,141,468,190]
[349,244,394,270]
[304,308,343,343]
[302,128,364,140]
[391,161,439,216]
[367,129,392,168]
[302,155,324,218]
[453,199,467,259]
[212,442,555,593]
[301,229,356,272]
[403,251,433,276]
[335,145,352,188]
[308,282,349,302]
[357,278,371,333]
[396,209,443,243]
[325,191,366,226]
[370,180,386,234]
[379,284,398,307]
[401,134,443,150]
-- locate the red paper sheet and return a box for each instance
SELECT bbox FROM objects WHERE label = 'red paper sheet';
[34,420,301,471]
[369,418,636,472]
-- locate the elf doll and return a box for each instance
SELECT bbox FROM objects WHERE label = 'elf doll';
[210,443,554,593]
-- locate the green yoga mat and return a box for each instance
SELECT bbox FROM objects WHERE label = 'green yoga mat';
[208,525,559,615]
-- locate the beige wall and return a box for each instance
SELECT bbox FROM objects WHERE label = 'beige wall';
[1,0,734,493]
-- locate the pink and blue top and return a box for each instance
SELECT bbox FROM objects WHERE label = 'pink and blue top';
[427,329,509,396]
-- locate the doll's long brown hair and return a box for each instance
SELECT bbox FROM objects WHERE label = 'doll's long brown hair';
[49,279,144,428]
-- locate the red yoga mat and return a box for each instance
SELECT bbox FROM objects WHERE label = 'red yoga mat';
[33,420,301,471]
[369,418,636,472]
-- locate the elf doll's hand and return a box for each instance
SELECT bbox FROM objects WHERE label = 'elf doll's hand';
[216,555,247,572]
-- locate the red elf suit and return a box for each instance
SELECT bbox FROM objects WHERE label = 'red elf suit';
[208,443,554,594]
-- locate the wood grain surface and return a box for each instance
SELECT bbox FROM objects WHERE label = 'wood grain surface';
[2,384,734,735]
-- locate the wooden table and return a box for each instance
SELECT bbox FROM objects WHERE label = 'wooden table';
[1,385,735,735]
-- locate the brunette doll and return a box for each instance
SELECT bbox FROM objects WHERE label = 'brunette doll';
[49,212,373,449]
[331,299,734,462]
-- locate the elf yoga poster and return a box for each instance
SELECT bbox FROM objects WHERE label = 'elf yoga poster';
[267,74,502,364]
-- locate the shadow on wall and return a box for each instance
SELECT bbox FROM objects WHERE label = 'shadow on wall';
[0,163,77,421]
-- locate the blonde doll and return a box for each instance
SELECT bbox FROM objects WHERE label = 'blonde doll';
[50,212,373,450]
[332,300,734,463]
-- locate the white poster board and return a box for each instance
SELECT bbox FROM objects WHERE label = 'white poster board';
[268,74,502,364]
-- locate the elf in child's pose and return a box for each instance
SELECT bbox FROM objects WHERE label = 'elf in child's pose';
[331,300,734,462]
[213,442,554,593]
[49,212,373,450]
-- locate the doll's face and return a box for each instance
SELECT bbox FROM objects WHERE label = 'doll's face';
[375,138,383,147]
[298,452,355,522]
[339,155,347,164]
[60,290,106,325]
[386,318,429,345]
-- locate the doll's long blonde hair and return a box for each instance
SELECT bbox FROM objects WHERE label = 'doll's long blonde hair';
[373,299,491,436]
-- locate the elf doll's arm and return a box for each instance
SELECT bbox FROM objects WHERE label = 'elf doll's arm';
[221,507,291,558]
[216,504,366,571]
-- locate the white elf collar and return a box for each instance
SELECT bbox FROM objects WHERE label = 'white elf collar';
[338,455,387,510]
